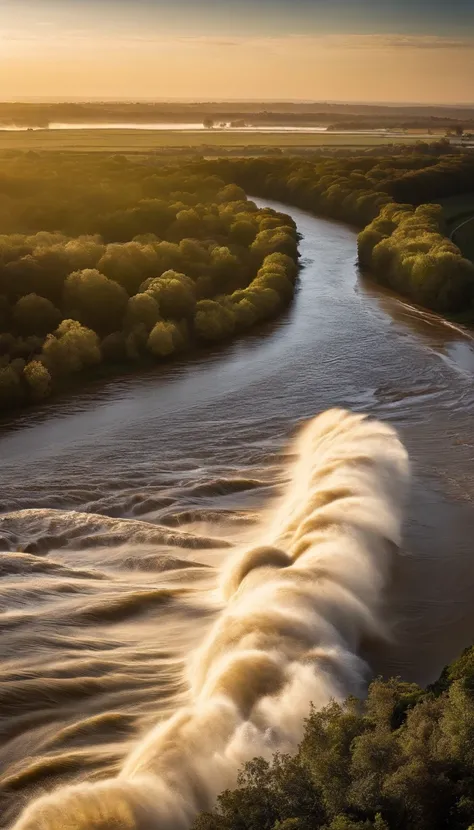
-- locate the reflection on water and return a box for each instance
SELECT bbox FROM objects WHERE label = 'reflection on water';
[0,122,416,135]
[1,202,474,825]
[359,276,474,378]
[0,122,328,133]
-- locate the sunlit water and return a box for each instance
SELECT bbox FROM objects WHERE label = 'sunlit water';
[0,122,402,134]
[2,202,474,825]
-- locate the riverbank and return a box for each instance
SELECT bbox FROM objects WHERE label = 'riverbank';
[0,154,300,414]
[206,155,474,317]
[3,199,474,825]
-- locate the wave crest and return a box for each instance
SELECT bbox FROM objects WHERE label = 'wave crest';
[13,409,409,830]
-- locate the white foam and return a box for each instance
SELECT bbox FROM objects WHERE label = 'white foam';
[13,409,409,830]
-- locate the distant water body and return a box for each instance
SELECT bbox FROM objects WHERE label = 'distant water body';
[0,122,393,134]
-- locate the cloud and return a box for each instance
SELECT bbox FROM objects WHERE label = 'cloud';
[3,25,473,50]
[229,33,474,52]
[122,32,474,53]
[3,27,473,65]
[320,33,474,50]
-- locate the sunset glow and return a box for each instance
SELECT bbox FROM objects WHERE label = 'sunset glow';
[2,0,474,102]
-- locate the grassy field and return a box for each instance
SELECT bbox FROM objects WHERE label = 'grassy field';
[0,128,428,153]
[440,193,474,262]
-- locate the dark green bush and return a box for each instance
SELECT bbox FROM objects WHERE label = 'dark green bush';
[194,647,474,830]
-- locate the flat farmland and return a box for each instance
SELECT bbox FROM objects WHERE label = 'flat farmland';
[0,128,427,153]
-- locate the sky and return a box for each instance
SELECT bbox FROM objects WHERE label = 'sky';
[1,0,474,104]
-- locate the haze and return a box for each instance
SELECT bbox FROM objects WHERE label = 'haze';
[2,0,474,104]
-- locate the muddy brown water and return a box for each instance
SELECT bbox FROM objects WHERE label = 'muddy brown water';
[1,200,474,825]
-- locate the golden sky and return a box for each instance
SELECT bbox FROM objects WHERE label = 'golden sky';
[1,0,474,103]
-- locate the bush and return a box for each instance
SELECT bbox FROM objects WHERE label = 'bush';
[194,299,236,342]
[42,319,101,376]
[194,646,474,830]
[127,292,161,331]
[145,271,197,320]
[23,359,52,401]
[63,269,129,333]
[147,320,178,357]
[13,293,61,336]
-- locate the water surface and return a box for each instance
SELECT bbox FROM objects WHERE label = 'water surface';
[2,202,474,825]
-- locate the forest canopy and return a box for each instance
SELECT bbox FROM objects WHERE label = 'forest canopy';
[202,153,474,313]
[193,644,474,830]
[2,147,474,413]
[0,153,299,413]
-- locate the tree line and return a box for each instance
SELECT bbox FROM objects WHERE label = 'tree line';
[201,153,474,313]
[0,154,298,413]
[358,203,474,311]
[194,644,474,830]
[2,101,473,132]
[3,148,473,413]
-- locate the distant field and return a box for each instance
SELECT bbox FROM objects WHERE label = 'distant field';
[439,193,474,262]
[0,128,427,153]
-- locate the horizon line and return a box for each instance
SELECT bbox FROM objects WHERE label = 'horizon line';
[3,97,474,109]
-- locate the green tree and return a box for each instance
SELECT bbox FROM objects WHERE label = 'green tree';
[13,293,61,336]
[194,299,235,342]
[42,319,101,376]
[23,359,52,401]
[147,320,178,357]
[127,293,161,331]
[217,184,247,204]
[145,271,196,320]
[63,269,128,334]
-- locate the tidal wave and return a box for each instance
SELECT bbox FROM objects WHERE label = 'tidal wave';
[12,409,409,830]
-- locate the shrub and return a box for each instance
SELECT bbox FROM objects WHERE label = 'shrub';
[23,359,52,401]
[147,320,179,357]
[13,293,61,336]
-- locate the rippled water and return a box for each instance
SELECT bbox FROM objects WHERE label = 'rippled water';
[2,202,474,826]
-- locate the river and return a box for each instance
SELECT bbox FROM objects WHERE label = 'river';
[2,201,474,826]
[1,123,394,134]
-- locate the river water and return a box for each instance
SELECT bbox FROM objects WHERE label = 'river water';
[1,123,411,137]
[2,201,474,826]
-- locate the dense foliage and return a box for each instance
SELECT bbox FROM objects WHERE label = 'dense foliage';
[203,154,474,313]
[0,154,298,412]
[358,203,474,311]
[3,149,474,412]
[204,153,474,224]
[194,645,474,830]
